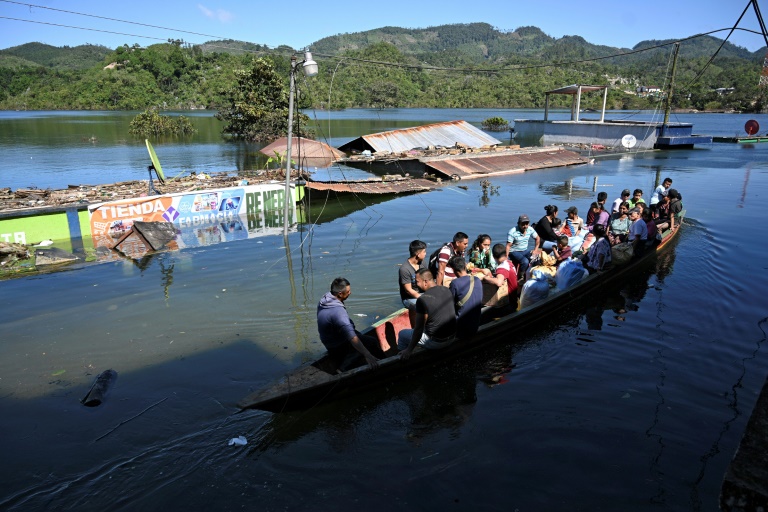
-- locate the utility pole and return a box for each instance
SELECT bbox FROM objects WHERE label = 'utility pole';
[662,42,680,136]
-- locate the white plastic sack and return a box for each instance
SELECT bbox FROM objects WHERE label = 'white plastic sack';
[520,269,550,309]
[568,235,584,252]
[228,435,247,446]
[556,259,588,291]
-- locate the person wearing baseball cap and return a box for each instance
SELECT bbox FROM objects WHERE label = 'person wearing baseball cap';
[506,214,540,283]
[564,206,585,238]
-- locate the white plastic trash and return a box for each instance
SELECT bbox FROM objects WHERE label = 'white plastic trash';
[228,435,247,446]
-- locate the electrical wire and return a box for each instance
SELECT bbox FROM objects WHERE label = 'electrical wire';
[679,2,754,91]
[0,15,170,42]
[2,3,765,75]
[0,0,241,42]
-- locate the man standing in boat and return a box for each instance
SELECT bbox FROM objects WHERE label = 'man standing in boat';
[317,277,387,370]
[651,178,673,205]
[398,269,457,360]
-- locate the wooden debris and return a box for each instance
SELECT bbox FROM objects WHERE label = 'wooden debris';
[131,221,177,251]
[305,178,435,195]
[34,247,80,266]
[0,169,309,214]
[0,242,31,266]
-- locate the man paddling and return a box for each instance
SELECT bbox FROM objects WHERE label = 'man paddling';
[317,277,388,370]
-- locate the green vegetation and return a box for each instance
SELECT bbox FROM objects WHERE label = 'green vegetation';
[0,24,765,114]
[482,116,510,131]
[0,42,111,69]
[215,57,311,142]
[128,108,197,136]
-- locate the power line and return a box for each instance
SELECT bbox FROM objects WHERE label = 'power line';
[0,15,289,57]
[0,0,241,43]
[0,16,168,42]
[1,2,765,76]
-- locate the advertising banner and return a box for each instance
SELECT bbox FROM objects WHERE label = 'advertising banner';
[88,183,298,249]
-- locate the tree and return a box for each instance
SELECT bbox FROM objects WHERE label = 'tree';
[216,57,309,142]
[365,81,400,108]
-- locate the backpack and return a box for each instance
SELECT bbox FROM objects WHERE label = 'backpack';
[428,242,454,276]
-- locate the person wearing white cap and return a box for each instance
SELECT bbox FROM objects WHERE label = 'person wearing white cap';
[506,214,540,282]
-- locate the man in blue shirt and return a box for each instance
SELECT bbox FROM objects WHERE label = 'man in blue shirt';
[317,277,387,370]
[506,214,541,282]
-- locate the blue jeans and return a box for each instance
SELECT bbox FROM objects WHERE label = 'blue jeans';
[510,249,532,278]
[397,329,455,351]
[540,240,556,250]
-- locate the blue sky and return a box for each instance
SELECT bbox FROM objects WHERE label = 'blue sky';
[0,0,766,52]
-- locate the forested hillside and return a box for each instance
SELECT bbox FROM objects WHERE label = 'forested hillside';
[0,23,765,112]
[0,42,111,69]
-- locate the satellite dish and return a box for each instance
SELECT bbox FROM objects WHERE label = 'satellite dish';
[621,134,637,149]
[745,119,760,136]
[145,139,166,183]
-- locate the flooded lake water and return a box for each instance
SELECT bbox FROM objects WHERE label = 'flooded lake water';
[1,109,767,511]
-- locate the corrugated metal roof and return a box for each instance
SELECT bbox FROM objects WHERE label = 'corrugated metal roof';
[305,178,434,195]
[422,147,586,180]
[260,137,345,168]
[338,120,502,154]
[546,84,608,95]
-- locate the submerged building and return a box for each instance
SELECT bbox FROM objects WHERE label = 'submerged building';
[513,84,712,149]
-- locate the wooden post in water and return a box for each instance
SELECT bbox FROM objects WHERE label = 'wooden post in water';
[574,85,582,122]
[600,86,608,123]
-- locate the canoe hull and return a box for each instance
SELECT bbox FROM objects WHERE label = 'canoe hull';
[239,215,685,412]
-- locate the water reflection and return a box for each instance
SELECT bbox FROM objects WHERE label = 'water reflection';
[739,166,751,208]
[538,178,598,201]
[478,179,500,207]
[247,344,516,453]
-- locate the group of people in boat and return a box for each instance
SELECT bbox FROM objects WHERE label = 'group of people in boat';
[316,178,683,371]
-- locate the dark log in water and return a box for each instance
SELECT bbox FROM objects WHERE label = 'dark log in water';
[81,369,118,407]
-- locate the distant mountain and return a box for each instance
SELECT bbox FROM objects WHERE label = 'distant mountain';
[309,22,766,67]
[311,23,558,61]
[632,36,759,60]
[0,42,111,70]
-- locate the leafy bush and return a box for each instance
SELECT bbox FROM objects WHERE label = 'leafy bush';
[482,116,510,131]
[128,108,197,136]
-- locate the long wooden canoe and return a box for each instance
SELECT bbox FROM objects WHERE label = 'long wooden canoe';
[239,212,686,412]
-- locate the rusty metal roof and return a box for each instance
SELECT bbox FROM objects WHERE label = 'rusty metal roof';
[422,147,587,180]
[305,178,435,195]
[338,120,502,154]
[546,84,608,95]
[261,137,345,168]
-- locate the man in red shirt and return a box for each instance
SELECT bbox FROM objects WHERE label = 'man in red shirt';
[484,243,519,305]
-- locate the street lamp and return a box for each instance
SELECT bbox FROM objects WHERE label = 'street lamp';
[284,51,318,236]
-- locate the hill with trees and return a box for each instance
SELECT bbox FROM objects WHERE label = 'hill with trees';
[0,42,111,69]
[0,23,765,113]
